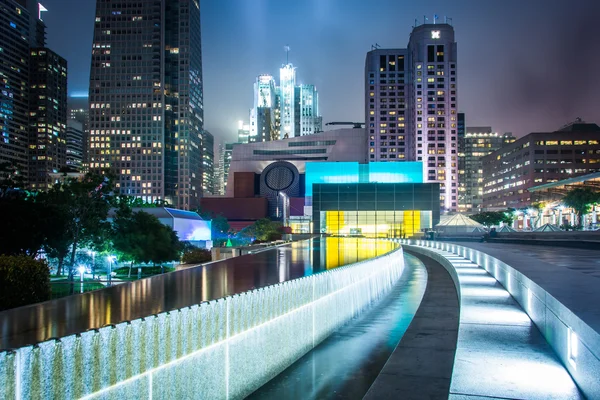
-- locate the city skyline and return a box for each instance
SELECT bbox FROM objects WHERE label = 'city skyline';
[41,0,600,143]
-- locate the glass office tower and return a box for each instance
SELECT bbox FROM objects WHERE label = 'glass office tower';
[88,0,204,209]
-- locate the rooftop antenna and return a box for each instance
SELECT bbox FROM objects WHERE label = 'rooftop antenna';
[447,17,453,26]
[414,18,418,28]
[433,14,438,24]
[371,43,381,50]
[284,45,290,65]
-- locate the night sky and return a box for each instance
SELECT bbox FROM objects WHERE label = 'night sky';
[42,0,599,143]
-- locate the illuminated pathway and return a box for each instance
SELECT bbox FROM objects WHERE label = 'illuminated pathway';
[405,242,585,399]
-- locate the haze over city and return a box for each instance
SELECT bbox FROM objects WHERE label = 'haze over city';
[43,0,600,142]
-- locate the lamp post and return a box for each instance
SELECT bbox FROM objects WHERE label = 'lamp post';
[107,255,116,286]
[87,250,96,279]
[78,265,85,293]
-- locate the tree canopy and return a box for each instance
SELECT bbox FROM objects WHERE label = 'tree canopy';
[240,218,283,242]
[470,211,514,227]
[562,188,600,228]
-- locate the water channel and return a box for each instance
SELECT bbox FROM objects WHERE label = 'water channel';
[250,253,427,399]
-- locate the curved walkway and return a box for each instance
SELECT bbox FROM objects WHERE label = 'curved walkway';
[405,244,583,399]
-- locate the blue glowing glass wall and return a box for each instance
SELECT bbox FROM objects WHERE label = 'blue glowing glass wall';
[305,162,424,197]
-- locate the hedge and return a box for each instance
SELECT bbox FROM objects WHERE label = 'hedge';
[181,248,212,264]
[0,255,51,311]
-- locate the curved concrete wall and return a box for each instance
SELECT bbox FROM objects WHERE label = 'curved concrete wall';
[400,240,600,399]
[0,244,405,400]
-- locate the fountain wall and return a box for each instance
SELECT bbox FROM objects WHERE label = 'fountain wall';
[0,244,404,400]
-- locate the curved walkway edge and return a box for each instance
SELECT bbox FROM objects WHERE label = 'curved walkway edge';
[404,241,586,400]
[364,251,460,400]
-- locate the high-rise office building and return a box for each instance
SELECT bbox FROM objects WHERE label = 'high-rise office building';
[298,84,321,136]
[214,142,225,195]
[250,75,277,142]
[68,96,89,167]
[248,62,320,143]
[1,0,68,189]
[458,127,515,213]
[0,0,44,177]
[66,119,84,171]
[201,130,214,195]
[237,121,250,144]
[28,48,68,190]
[88,0,204,210]
[365,22,458,211]
[279,64,296,139]
[223,142,234,191]
[483,121,600,209]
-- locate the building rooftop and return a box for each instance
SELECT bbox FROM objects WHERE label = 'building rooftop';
[557,122,600,132]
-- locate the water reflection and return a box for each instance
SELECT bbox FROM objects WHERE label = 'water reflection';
[0,238,398,350]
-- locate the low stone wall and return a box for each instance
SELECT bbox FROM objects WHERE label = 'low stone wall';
[0,243,405,400]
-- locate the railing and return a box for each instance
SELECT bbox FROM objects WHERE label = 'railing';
[398,239,600,399]
[0,243,404,400]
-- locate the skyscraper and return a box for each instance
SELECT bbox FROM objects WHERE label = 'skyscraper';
[68,96,90,168]
[0,0,44,178]
[1,0,68,188]
[279,64,296,139]
[201,130,214,195]
[365,21,458,211]
[214,142,225,195]
[28,48,68,190]
[66,120,84,171]
[250,75,277,142]
[365,49,410,162]
[88,0,204,209]
[298,84,321,136]
[248,65,321,142]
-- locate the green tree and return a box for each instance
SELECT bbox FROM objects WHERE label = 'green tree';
[562,188,600,229]
[39,173,113,279]
[0,255,50,311]
[0,198,51,257]
[195,208,230,246]
[470,211,507,227]
[240,218,282,242]
[112,209,182,276]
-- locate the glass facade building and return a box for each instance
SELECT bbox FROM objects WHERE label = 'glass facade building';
[305,161,423,197]
[28,48,68,190]
[457,127,515,212]
[312,183,440,238]
[201,130,214,195]
[0,0,47,179]
[88,0,204,209]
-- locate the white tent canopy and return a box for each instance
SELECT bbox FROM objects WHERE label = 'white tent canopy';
[497,225,517,233]
[534,223,562,232]
[435,214,485,234]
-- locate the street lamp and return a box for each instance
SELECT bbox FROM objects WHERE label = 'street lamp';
[107,255,117,286]
[78,265,86,293]
[87,250,96,279]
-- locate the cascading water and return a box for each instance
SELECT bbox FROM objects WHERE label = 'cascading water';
[0,242,404,400]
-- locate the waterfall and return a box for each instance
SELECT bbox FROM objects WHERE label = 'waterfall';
[1,242,404,400]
